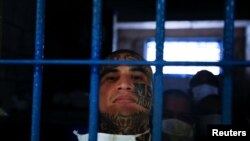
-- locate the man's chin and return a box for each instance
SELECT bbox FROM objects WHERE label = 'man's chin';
[114,104,144,114]
[118,110,138,116]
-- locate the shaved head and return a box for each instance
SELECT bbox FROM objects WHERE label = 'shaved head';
[100,49,153,81]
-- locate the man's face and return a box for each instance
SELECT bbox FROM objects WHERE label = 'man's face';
[99,65,152,117]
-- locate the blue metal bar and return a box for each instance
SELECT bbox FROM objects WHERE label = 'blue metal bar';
[222,0,235,125]
[153,0,165,140]
[2,59,250,67]
[31,0,45,141]
[89,0,102,141]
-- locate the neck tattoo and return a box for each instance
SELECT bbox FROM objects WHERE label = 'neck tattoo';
[99,112,150,135]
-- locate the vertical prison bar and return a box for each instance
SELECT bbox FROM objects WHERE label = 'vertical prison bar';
[152,0,165,141]
[88,0,102,141]
[222,0,235,124]
[31,0,45,141]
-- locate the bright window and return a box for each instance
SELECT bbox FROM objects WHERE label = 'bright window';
[144,38,222,75]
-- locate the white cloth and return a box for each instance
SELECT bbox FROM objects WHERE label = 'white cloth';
[73,129,150,141]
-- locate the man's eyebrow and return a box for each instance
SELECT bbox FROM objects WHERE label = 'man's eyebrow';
[130,66,148,75]
[100,67,118,78]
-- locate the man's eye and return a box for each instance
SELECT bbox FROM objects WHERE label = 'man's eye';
[106,76,118,81]
[132,75,143,81]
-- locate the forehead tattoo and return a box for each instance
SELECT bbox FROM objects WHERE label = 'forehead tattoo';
[107,52,142,60]
[100,50,153,80]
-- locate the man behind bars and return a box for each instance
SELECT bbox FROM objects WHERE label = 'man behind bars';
[74,49,153,141]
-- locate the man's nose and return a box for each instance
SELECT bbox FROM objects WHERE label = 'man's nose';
[117,76,133,90]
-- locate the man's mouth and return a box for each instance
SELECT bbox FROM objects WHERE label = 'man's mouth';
[113,96,136,103]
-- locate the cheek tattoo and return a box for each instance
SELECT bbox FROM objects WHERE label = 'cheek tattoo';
[134,83,152,110]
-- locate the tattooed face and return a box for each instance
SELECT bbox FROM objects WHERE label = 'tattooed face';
[99,50,153,134]
[99,65,152,116]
